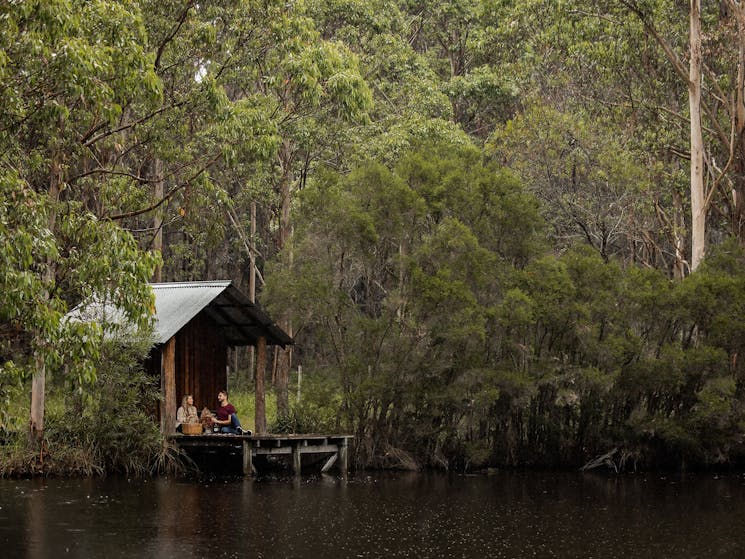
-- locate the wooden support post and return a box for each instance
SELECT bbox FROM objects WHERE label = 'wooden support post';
[297,364,302,403]
[255,336,267,435]
[292,441,302,475]
[339,438,349,476]
[160,337,176,435]
[242,439,253,476]
[321,453,338,473]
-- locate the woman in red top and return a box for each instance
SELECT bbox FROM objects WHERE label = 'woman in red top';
[214,390,250,435]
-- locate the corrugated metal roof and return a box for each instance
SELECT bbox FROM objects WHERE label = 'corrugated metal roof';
[68,281,292,348]
[151,281,231,343]
[151,281,292,347]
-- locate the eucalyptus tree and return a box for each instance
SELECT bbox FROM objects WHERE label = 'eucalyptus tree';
[264,142,546,466]
[605,0,745,269]
[239,1,375,417]
[0,0,159,443]
[500,0,745,272]
[112,1,374,416]
[93,0,283,282]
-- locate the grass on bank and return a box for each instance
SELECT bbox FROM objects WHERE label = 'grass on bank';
[0,386,280,477]
[1,354,337,477]
[225,389,278,433]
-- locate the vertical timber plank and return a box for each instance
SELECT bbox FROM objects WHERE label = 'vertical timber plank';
[255,336,267,435]
[160,336,177,435]
[339,438,349,477]
[242,439,253,476]
[292,441,301,476]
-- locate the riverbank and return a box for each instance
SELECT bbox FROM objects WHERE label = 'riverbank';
[4,382,745,478]
[0,388,279,478]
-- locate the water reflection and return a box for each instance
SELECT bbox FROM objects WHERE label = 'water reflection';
[0,471,744,558]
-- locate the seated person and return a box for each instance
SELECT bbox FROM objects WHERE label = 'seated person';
[213,390,250,435]
[176,394,199,432]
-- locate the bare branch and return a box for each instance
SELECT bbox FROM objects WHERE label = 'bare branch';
[81,102,184,147]
[618,0,689,82]
[108,153,222,220]
[154,3,197,71]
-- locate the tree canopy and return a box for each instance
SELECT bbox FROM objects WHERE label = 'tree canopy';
[3,0,745,472]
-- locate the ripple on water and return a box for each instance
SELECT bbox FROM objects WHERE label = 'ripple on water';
[0,472,744,558]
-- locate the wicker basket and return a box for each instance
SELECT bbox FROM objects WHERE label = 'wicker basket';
[181,423,203,435]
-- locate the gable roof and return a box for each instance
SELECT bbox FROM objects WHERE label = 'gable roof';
[151,281,292,347]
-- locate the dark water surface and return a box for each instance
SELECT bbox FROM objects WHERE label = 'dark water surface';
[1,471,743,558]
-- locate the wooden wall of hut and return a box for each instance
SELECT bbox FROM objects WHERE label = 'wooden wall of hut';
[174,311,227,412]
[144,310,229,425]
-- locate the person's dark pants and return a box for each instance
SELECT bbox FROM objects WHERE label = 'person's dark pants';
[220,414,243,434]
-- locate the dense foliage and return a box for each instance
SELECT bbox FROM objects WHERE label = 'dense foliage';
[267,151,745,471]
[2,0,745,473]
[0,332,185,476]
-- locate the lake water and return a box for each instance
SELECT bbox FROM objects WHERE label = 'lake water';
[1,471,743,558]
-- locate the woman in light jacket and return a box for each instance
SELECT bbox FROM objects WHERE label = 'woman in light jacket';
[176,394,199,432]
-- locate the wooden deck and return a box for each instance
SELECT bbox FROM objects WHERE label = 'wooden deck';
[172,433,352,476]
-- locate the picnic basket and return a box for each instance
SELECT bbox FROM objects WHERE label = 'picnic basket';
[182,422,203,435]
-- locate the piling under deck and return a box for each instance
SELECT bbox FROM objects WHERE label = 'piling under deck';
[172,433,352,476]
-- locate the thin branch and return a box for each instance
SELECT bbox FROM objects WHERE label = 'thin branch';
[225,204,264,259]
[154,3,196,70]
[701,64,732,148]
[125,214,181,234]
[69,156,194,186]
[567,9,623,26]
[619,0,689,83]
[81,102,183,147]
[72,168,159,184]
[108,153,221,220]
[704,102,737,210]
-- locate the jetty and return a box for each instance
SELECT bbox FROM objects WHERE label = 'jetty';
[173,433,352,476]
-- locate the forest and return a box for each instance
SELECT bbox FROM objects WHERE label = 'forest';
[1,0,745,475]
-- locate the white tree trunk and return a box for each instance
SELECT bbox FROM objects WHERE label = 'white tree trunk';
[730,0,745,239]
[689,0,706,271]
[30,155,61,443]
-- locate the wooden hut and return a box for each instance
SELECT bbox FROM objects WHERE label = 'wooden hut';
[143,281,292,434]
[69,281,353,475]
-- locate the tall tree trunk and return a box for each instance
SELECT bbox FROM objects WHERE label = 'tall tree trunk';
[731,0,745,240]
[690,0,706,271]
[626,1,706,272]
[673,190,688,279]
[248,201,256,387]
[152,158,164,282]
[275,140,293,417]
[249,201,257,302]
[397,236,407,320]
[30,154,62,444]
[30,339,47,445]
